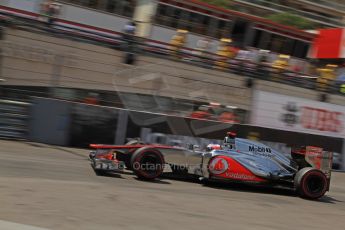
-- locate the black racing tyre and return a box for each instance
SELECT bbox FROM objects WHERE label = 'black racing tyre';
[294,167,328,200]
[130,147,165,180]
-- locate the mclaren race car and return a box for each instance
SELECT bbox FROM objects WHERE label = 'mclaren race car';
[89,132,333,199]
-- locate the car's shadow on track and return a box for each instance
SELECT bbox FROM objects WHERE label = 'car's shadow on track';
[93,170,172,184]
[203,181,342,203]
[161,174,293,199]
[93,171,341,202]
[317,196,342,204]
[96,173,124,179]
[203,180,297,197]
[162,175,342,202]
[92,169,131,179]
[134,178,171,184]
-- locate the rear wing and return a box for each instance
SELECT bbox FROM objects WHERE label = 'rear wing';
[292,146,333,178]
[305,146,333,178]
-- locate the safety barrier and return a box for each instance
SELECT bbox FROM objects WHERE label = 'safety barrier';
[0,100,30,140]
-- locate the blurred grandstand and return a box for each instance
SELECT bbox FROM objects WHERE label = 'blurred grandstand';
[2,0,315,58]
[1,0,345,123]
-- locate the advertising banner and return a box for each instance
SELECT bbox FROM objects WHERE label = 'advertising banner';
[251,90,345,138]
[308,28,345,59]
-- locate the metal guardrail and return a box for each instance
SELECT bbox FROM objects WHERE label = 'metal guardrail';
[0,100,30,140]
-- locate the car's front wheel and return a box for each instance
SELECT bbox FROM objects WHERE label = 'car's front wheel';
[130,147,165,180]
[119,139,145,170]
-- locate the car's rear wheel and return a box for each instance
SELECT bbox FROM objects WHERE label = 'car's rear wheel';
[130,147,164,180]
[294,167,328,200]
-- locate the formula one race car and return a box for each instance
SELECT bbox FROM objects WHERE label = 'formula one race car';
[89,132,333,199]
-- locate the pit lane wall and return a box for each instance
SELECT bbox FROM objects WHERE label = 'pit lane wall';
[28,97,344,170]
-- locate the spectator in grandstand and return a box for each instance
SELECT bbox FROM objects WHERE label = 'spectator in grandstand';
[122,21,137,64]
[192,38,212,65]
[335,64,345,94]
[284,63,303,80]
[170,29,188,59]
[339,80,345,94]
[39,0,61,25]
[214,38,234,70]
[272,54,290,70]
[231,47,256,76]
[195,38,212,57]
[247,132,260,141]
[189,105,213,120]
[271,54,290,81]
[123,21,137,35]
[235,48,252,61]
[83,92,99,105]
[306,62,319,79]
[292,64,302,75]
[317,64,337,92]
[257,49,270,78]
[122,21,136,45]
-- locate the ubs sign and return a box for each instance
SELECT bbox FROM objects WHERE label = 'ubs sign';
[251,91,345,137]
[281,103,343,133]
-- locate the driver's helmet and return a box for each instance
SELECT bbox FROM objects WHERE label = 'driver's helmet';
[223,132,236,149]
[206,144,221,151]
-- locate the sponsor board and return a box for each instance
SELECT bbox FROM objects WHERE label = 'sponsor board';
[251,91,345,138]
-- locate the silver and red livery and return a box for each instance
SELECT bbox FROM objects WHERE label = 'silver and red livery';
[89,133,332,199]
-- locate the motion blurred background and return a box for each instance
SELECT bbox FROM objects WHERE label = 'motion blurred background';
[1,0,345,169]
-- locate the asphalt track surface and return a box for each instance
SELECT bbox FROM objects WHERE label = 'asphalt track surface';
[1,140,345,230]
